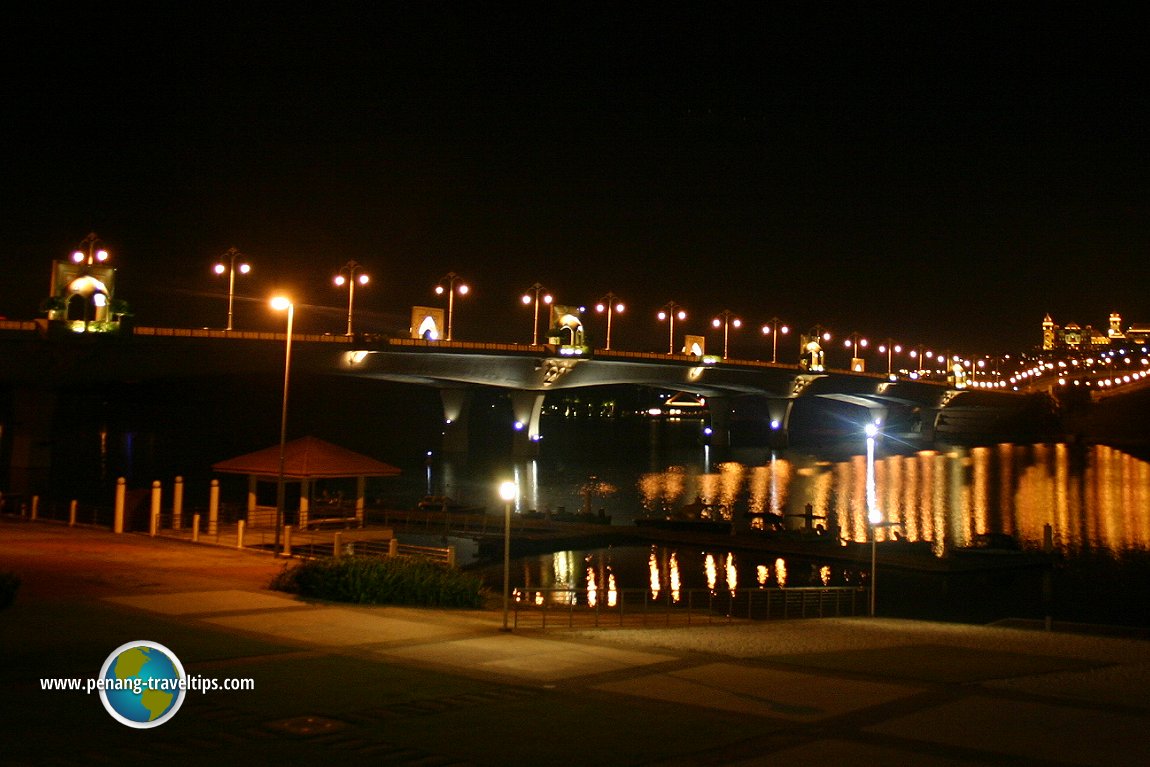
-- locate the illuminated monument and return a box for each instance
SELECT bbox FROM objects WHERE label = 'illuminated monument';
[1043,312,1150,351]
[42,233,128,333]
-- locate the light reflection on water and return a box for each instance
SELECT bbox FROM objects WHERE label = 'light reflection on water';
[473,441,1150,604]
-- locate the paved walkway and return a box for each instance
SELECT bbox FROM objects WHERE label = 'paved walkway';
[2,519,1149,766]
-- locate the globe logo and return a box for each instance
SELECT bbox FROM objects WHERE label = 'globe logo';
[98,641,187,728]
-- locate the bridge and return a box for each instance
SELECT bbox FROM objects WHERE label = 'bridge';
[0,321,1054,497]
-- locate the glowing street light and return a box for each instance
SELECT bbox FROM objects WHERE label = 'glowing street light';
[72,232,110,266]
[333,260,369,336]
[434,272,469,341]
[270,295,295,558]
[844,332,868,371]
[760,317,789,363]
[595,292,625,350]
[213,247,251,331]
[711,310,741,359]
[657,301,687,355]
[498,480,519,632]
[522,283,553,346]
[877,339,902,377]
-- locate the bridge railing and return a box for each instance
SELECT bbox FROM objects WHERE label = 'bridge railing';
[134,326,352,344]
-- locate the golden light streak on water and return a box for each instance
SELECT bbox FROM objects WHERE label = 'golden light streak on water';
[971,446,989,538]
[704,553,717,591]
[586,568,598,608]
[820,565,831,585]
[648,548,661,599]
[747,465,769,516]
[718,462,744,520]
[670,552,681,603]
[774,557,787,587]
[757,564,769,587]
[534,591,544,606]
[607,570,617,607]
[725,552,737,594]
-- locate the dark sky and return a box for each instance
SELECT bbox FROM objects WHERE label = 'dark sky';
[3,4,1147,357]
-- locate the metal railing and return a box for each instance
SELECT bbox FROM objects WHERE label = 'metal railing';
[511,586,867,629]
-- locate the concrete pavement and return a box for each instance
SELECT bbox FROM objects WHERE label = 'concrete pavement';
[2,518,1148,766]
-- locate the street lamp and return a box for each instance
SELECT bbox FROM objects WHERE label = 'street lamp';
[760,317,789,363]
[595,292,625,350]
[71,232,110,266]
[844,332,868,371]
[213,247,251,331]
[657,301,687,355]
[434,272,469,341]
[498,480,519,632]
[878,339,902,377]
[333,260,369,336]
[270,296,295,558]
[521,283,552,345]
[711,310,741,359]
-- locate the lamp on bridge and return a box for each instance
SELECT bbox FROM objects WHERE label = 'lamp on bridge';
[711,310,742,359]
[334,261,369,337]
[844,333,868,372]
[595,293,625,350]
[761,317,789,363]
[213,248,251,331]
[522,283,552,346]
[434,272,469,341]
[498,480,519,632]
[657,301,687,355]
[72,232,110,266]
[878,339,902,378]
[270,295,295,557]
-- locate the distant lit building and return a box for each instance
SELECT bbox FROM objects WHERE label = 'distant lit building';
[1043,312,1144,351]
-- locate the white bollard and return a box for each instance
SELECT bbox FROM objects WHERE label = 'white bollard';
[283,524,293,558]
[236,519,245,549]
[69,500,78,527]
[192,513,201,543]
[30,495,39,520]
[114,477,126,534]
[172,476,184,530]
[149,481,162,537]
[333,531,342,560]
[208,479,220,536]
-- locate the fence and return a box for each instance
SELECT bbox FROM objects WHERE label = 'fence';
[511,586,868,629]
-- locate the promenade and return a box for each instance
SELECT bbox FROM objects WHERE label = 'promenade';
[2,519,1148,766]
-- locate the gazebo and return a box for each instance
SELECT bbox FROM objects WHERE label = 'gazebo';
[212,436,401,529]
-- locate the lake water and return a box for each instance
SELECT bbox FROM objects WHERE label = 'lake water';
[387,419,1150,627]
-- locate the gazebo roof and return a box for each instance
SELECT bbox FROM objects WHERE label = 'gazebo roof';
[212,437,402,479]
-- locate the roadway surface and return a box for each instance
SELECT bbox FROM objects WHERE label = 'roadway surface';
[3,519,1149,766]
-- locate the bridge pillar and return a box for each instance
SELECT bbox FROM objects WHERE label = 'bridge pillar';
[510,390,545,457]
[765,398,794,449]
[6,385,56,497]
[707,396,731,448]
[439,388,472,454]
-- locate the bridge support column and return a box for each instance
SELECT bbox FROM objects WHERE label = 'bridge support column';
[510,390,545,457]
[439,388,472,454]
[7,385,56,497]
[707,396,731,448]
[765,398,794,449]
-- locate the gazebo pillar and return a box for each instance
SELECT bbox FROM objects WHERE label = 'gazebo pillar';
[355,476,366,527]
[299,479,310,529]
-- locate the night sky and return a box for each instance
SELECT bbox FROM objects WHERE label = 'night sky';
[3,5,1147,357]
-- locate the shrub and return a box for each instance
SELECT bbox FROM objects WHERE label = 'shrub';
[271,556,486,608]
[0,571,20,610]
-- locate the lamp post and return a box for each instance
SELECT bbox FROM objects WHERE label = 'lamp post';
[760,317,789,363]
[844,332,868,371]
[878,339,902,377]
[498,480,519,631]
[213,247,251,331]
[805,326,832,371]
[270,296,295,558]
[595,292,624,350]
[522,283,552,345]
[657,301,687,355]
[334,260,369,336]
[72,232,110,266]
[434,272,469,341]
[711,310,741,359]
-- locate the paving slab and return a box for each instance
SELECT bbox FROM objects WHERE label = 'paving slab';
[203,606,463,646]
[106,589,306,615]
